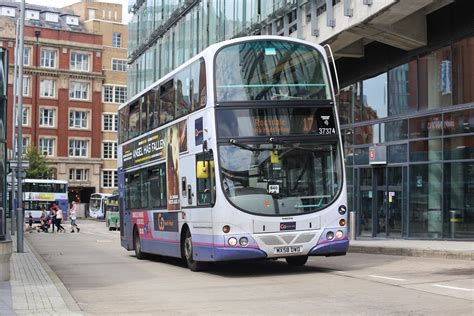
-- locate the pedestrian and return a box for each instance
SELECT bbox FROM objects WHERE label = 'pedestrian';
[69,201,80,233]
[55,206,66,233]
[27,212,33,233]
[50,203,57,233]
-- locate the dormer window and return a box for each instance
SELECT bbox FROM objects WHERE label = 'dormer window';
[45,12,59,23]
[64,15,79,26]
[26,9,39,20]
[0,6,16,17]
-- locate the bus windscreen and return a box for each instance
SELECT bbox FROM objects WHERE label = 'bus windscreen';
[215,40,331,102]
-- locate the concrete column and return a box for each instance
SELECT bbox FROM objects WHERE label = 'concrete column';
[0,239,12,281]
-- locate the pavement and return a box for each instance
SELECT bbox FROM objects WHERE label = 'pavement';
[0,228,472,315]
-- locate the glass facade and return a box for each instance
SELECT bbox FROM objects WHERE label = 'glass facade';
[128,1,474,240]
[342,36,474,240]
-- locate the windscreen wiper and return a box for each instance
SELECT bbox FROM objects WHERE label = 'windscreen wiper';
[269,137,314,152]
[229,139,258,151]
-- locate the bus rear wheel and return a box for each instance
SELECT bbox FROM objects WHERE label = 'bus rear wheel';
[133,227,146,260]
[183,230,207,272]
[285,255,308,266]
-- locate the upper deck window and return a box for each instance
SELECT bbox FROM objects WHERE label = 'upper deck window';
[215,40,331,102]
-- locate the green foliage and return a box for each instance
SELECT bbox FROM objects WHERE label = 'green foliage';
[25,146,53,179]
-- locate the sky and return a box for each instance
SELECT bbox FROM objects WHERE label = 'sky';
[19,0,131,23]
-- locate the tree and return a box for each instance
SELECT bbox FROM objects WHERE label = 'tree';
[25,146,53,179]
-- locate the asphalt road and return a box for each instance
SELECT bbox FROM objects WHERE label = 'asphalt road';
[26,220,473,315]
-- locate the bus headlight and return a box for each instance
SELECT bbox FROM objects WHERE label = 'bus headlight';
[228,237,238,246]
[239,237,249,247]
[326,231,334,241]
[335,230,344,239]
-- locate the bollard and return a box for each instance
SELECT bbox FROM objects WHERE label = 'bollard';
[449,211,456,239]
[350,211,356,241]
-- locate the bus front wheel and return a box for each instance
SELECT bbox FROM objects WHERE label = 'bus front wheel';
[285,255,308,266]
[183,230,207,272]
[133,227,146,260]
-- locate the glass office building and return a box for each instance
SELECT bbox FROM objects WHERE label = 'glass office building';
[128,0,474,240]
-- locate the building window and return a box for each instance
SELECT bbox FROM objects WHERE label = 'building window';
[102,141,117,159]
[419,46,453,110]
[112,59,127,72]
[22,76,30,96]
[102,170,118,188]
[103,85,127,103]
[70,52,90,72]
[39,108,56,127]
[40,48,57,68]
[69,139,88,157]
[103,86,113,102]
[39,137,55,156]
[69,81,90,100]
[69,110,89,129]
[18,107,30,127]
[112,32,121,48]
[69,168,89,182]
[102,113,118,131]
[15,136,30,156]
[23,47,31,66]
[40,79,55,98]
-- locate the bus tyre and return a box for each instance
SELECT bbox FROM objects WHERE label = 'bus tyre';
[285,255,308,266]
[184,230,207,272]
[133,227,146,260]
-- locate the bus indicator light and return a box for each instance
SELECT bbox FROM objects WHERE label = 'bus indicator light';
[339,219,346,227]
[223,225,230,233]
[239,237,249,247]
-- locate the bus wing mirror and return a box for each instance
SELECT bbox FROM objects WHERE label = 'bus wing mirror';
[196,161,209,179]
[203,140,208,152]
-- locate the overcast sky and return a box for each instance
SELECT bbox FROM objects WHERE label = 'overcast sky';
[20,0,131,23]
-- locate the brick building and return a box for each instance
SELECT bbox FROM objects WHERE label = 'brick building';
[0,2,104,202]
[63,0,128,195]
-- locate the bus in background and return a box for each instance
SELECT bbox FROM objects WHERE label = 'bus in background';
[105,195,119,230]
[118,36,346,271]
[22,179,68,221]
[89,193,111,219]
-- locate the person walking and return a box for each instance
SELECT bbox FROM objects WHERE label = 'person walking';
[50,204,57,233]
[55,206,66,233]
[69,201,80,233]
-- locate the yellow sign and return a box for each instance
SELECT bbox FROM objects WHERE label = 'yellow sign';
[271,150,279,164]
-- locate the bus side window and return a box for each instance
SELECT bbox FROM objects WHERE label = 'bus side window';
[191,58,206,110]
[196,151,215,206]
[129,101,140,139]
[147,164,167,209]
[119,106,129,143]
[148,87,159,129]
[176,68,192,118]
[160,79,175,124]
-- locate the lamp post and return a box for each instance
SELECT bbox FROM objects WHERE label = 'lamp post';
[16,0,26,253]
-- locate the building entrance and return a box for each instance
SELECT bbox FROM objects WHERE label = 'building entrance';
[357,166,407,238]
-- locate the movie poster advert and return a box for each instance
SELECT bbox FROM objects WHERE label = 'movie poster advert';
[178,120,187,153]
[166,124,180,210]
[122,130,166,169]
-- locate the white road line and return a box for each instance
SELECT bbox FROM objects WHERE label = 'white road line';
[368,275,406,281]
[432,284,473,292]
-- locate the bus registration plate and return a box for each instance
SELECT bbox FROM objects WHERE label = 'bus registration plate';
[274,246,302,254]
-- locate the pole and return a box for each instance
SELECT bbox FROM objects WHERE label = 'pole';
[10,18,20,236]
[350,211,356,241]
[16,0,26,253]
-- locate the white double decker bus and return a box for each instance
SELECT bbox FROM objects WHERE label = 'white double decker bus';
[118,36,347,271]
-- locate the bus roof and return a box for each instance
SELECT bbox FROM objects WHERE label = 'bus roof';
[118,35,325,112]
[22,179,68,184]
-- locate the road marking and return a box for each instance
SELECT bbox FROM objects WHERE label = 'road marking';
[432,284,473,292]
[368,275,406,281]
